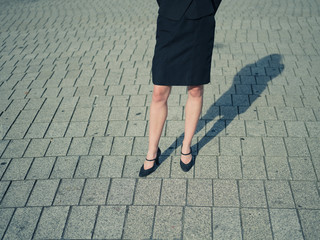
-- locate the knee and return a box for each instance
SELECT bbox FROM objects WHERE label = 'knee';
[188,85,204,98]
[152,86,171,103]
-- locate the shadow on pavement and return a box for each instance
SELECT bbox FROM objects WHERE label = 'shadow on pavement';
[160,53,285,165]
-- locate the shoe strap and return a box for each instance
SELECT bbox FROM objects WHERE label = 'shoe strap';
[181,148,192,156]
[145,157,156,161]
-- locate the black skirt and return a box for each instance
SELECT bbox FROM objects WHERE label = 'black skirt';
[152,13,215,86]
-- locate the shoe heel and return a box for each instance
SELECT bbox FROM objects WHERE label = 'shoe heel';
[155,148,161,165]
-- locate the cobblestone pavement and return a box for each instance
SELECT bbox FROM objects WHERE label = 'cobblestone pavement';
[0,0,320,239]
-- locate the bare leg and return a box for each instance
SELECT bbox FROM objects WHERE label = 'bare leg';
[144,85,171,170]
[181,85,204,163]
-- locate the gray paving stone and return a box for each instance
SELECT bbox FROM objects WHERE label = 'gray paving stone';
[3,207,42,240]
[5,122,31,139]
[126,120,147,136]
[270,209,303,240]
[263,137,287,156]
[153,206,183,239]
[242,156,267,179]
[305,122,320,138]
[187,179,213,206]
[99,155,125,178]
[15,109,38,124]
[306,137,320,158]
[52,108,74,122]
[74,155,101,178]
[134,178,161,205]
[128,106,147,120]
[71,107,92,122]
[160,179,186,206]
[25,122,50,139]
[108,106,128,120]
[241,137,265,156]
[122,155,147,178]
[275,107,297,120]
[46,137,72,156]
[85,121,107,136]
[90,106,110,121]
[0,180,10,202]
[246,120,266,136]
[148,155,171,178]
[241,208,273,240]
[220,106,237,119]
[89,136,113,155]
[111,95,129,106]
[129,95,147,106]
[213,179,239,207]
[265,156,292,180]
[265,180,295,208]
[266,95,286,107]
[1,158,33,181]
[265,120,287,137]
[2,139,30,158]
[64,206,98,239]
[183,207,212,240]
[239,107,259,120]
[26,157,55,180]
[218,156,242,179]
[289,157,317,180]
[291,181,320,209]
[220,136,241,156]
[105,120,127,136]
[197,136,219,155]
[299,209,320,240]
[239,180,267,208]
[34,206,69,240]
[93,206,126,239]
[285,121,309,137]
[0,158,10,180]
[110,136,134,155]
[212,207,242,240]
[131,136,149,156]
[54,179,84,206]
[80,178,110,205]
[194,155,218,178]
[45,122,69,138]
[285,137,310,157]
[123,206,155,239]
[224,120,245,136]
[65,121,88,137]
[27,179,59,206]
[0,140,9,157]
[107,178,135,205]
[0,208,15,239]
[24,138,50,157]
[205,120,226,137]
[50,156,78,179]
[67,137,92,156]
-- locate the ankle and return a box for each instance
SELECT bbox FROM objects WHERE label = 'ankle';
[147,148,158,159]
[181,141,191,153]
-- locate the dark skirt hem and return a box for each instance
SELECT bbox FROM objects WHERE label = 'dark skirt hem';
[151,13,215,86]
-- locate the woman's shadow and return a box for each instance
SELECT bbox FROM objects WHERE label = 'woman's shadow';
[159,54,285,166]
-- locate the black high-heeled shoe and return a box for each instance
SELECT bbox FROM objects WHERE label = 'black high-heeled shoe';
[139,148,161,177]
[180,146,194,172]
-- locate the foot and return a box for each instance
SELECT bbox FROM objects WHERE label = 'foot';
[181,144,192,164]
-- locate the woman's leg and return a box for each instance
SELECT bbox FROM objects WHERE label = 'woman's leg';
[181,85,204,163]
[144,85,172,170]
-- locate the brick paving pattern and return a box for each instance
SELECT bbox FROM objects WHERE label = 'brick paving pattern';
[0,0,320,239]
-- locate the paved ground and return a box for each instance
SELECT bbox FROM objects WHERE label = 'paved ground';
[0,0,320,239]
